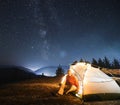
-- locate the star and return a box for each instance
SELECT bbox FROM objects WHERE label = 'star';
[31,46,34,49]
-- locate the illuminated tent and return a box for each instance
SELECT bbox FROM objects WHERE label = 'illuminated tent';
[69,62,120,96]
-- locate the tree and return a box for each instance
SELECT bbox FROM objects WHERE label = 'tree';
[98,58,104,68]
[103,56,111,68]
[92,58,98,66]
[56,65,64,77]
[112,58,120,69]
[71,60,78,65]
[80,58,84,62]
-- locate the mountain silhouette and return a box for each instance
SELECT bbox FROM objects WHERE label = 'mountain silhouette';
[0,65,36,85]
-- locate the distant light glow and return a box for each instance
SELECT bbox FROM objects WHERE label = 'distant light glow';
[25,63,45,71]
[27,67,39,71]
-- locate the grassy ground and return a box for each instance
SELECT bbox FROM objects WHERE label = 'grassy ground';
[0,76,120,105]
[102,69,120,77]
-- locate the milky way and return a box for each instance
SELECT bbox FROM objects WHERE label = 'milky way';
[0,0,120,71]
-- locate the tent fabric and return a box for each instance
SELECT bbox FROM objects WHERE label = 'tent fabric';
[70,62,120,95]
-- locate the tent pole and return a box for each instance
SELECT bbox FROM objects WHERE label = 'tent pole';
[81,79,84,105]
[82,67,88,105]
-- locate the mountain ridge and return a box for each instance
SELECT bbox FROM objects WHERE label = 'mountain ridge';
[0,65,36,85]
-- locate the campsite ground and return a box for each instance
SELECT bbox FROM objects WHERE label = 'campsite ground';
[0,76,120,105]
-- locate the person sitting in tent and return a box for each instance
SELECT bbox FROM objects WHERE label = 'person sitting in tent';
[56,69,79,96]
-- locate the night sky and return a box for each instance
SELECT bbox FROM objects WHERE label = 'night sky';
[0,0,120,71]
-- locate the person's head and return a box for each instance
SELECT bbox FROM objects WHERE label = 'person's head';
[67,69,72,76]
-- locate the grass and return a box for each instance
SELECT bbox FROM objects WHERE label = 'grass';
[84,93,120,102]
[0,76,120,105]
[0,77,82,105]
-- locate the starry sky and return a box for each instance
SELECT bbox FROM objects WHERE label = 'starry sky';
[0,0,120,71]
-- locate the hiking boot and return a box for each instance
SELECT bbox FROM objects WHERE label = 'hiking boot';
[55,93,62,97]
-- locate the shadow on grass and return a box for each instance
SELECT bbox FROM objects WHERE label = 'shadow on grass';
[84,93,120,102]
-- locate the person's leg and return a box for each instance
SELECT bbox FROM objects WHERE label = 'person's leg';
[57,81,66,95]
[65,85,77,94]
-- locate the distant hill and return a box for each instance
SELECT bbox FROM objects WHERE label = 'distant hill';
[0,65,36,85]
[35,65,69,76]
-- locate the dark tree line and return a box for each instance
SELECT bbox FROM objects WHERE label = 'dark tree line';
[92,57,120,69]
[55,57,120,77]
